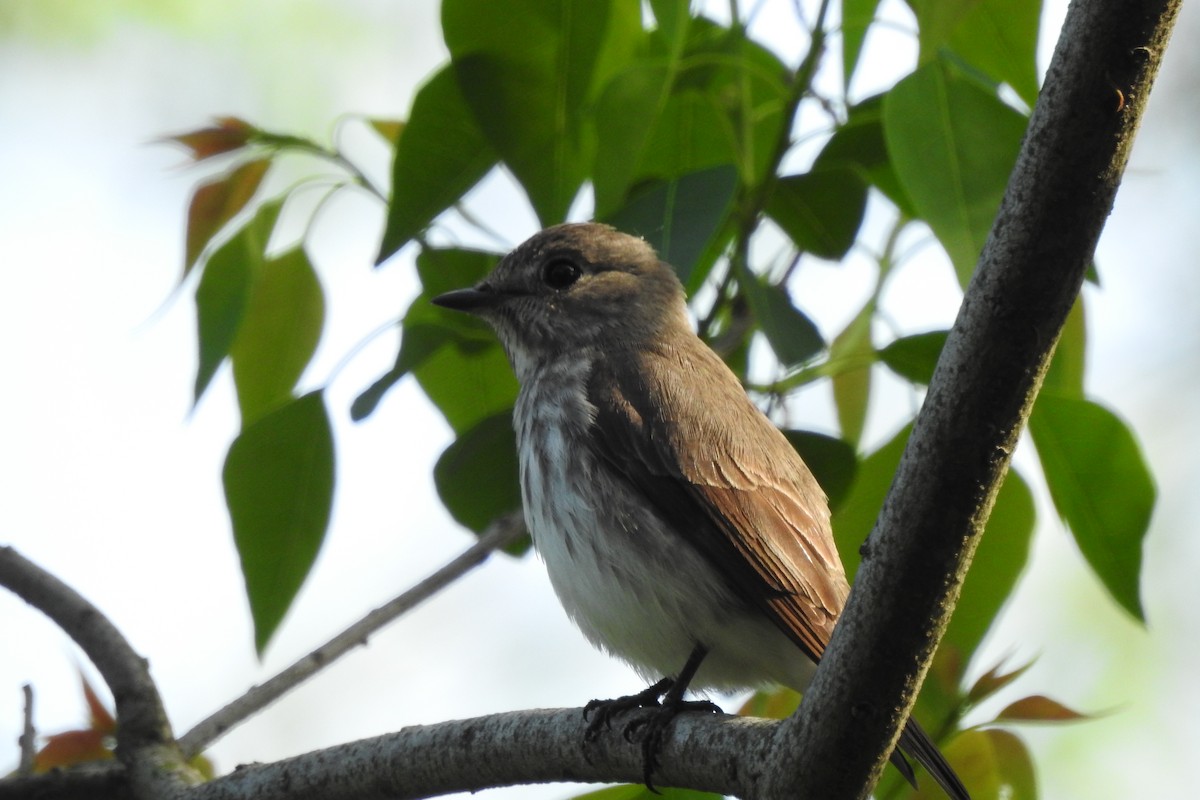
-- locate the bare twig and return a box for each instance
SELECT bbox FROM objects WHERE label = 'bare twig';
[0,547,191,797]
[18,684,36,776]
[178,513,526,757]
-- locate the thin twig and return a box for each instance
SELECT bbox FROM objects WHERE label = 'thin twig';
[18,683,36,776]
[178,513,526,757]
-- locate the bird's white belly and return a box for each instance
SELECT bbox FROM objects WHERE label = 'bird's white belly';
[514,370,814,692]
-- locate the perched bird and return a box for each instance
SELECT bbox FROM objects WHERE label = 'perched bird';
[432,222,969,799]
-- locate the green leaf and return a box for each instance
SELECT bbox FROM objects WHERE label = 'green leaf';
[442,0,643,224]
[414,336,518,435]
[193,198,284,405]
[815,96,914,218]
[1041,295,1086,397]
[878,330,949,385]
[766,168,867,260]
[230,247,325,426]
[899,729,1036,800]
[223,391,335,655]
[593,19,789,215]
[1028,394,1154,621]
[832,426,1033,667]
[943,468,1034,660]
[883,55,1027,285]
[184,158,270,277]
[782,431,858,510]
[909,0,1041,106]
[842,0,883,92]
[829,300,875,447]
[739,273,824,368]
[602,164,738,286]
[355,248,504,423]
[376,66,498,263]
[434,412,523,533]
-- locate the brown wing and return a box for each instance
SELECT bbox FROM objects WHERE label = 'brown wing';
[585,336,850,663]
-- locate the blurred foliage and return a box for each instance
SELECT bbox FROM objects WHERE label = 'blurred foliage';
[168,0,1156,794]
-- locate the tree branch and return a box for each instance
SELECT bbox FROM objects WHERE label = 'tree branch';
[0,547,193,797]
[178,513,526,757]
[184,709,774,800]
[764,0,1181,797]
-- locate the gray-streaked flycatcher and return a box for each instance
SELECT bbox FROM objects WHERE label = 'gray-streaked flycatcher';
[432,222,969,799]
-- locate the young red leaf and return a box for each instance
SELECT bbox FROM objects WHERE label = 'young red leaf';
[184,158,271,277]
[997,694,1090,723]
[166,116,256,161]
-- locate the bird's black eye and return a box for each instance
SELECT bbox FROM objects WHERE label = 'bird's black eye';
[542,257,582,290]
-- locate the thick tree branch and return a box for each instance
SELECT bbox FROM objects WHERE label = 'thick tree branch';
[178,513,525,758]
[0,547,193,797]
[764,1,1181,797]
[5,709,776,800]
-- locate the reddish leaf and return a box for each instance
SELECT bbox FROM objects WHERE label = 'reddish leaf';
[966,658,1034,706]
[167,116,256,161]
[34,729,113,773]
[997,694,1089,723]
[184,158,271,277]
[81,674,115,734]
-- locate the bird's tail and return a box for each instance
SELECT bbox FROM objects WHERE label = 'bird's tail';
[893,718,970,800]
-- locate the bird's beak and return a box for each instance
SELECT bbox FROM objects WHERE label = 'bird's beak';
[431,285,496,314]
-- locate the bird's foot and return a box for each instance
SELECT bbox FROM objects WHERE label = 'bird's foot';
[583,680,721,791]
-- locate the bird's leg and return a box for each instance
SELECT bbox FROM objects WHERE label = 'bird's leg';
[583,645,721,791]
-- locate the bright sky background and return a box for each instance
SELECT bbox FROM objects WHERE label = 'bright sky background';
[2,2,1199,799]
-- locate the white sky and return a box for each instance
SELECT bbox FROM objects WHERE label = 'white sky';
[2,2,1199,798]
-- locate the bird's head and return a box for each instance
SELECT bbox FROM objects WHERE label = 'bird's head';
[432,223,689,371]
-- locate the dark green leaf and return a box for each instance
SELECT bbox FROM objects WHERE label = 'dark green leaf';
[223,391,335,655]
[434,412,523,533]
[350,323,445,422]
[443,0,643,225]
[193,198,284,405]
[766,168,867,260]
[883,55,1027,285]
[376,66,498,263]
[879,330,949,385]
[602,164,738,286]
[782,431,858,510]
[739,274,824,368]
[230,247,325,425]
[815,96,915,218]
[1028,394,1154,621]
[184,158,270,276]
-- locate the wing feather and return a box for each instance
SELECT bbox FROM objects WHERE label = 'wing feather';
[585,337,850,663]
